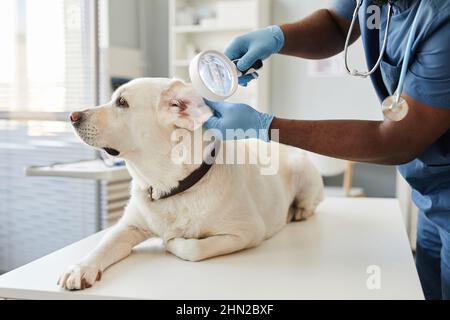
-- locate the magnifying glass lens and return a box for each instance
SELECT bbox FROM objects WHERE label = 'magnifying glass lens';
[198,53,234,97]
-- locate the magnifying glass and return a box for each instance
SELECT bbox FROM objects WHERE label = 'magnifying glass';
[189,50,263,101]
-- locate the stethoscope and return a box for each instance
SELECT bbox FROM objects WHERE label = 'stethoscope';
[344,0,426,121]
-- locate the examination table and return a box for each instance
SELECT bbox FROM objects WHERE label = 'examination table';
[0,198,424,300]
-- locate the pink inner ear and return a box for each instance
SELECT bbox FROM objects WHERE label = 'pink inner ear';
[170,99,190,115]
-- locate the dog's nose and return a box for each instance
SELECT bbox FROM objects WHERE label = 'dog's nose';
[70,112,83,124]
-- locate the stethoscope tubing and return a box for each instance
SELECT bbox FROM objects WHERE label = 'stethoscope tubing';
[344,0,425,99]
[344,0,393,78]
[343,0,426,121]
[395,0,425,102]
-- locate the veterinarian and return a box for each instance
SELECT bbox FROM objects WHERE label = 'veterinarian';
[203,0,450,300]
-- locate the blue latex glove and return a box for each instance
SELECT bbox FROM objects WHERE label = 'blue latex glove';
[204,100,274,142]
[225,25,285,86]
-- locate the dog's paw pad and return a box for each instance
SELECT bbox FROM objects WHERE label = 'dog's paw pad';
[58,264,102,291]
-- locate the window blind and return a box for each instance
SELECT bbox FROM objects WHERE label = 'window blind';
[0,0,98,115]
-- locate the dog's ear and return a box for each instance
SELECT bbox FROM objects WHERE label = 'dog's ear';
[159,79,213,131]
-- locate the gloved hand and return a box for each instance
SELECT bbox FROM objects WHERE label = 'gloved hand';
[225,25,285,86]
[203,100,274,142]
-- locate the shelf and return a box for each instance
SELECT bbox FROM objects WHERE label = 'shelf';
[26,159,130,182]
[173,25,252,33]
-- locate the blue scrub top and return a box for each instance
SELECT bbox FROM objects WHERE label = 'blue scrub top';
[332,0,450,228]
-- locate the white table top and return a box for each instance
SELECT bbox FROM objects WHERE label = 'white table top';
[0,198,423,300]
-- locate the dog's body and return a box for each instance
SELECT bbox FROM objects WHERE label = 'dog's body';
[59,78,324,290]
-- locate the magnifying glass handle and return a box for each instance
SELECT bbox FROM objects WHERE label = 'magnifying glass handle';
[233,59,263,77]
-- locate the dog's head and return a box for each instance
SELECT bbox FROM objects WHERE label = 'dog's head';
[70,78,213,159]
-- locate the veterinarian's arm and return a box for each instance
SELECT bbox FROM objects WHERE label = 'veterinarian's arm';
[280,8,360,59]
[270,95,450,165]
[224,7,357,85]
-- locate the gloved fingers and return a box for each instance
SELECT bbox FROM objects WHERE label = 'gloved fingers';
[203,99,228,115]
[203,116,221,130]
[238,73,259,87]
[224,38,246,61]
[236,49,260,73]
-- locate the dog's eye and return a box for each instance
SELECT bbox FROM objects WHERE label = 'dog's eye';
[117,97,129,108]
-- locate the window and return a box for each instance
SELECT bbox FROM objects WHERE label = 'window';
[0,0,101,273]
[0,0,98,117]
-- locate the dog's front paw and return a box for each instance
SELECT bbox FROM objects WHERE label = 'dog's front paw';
[58,264,102,291]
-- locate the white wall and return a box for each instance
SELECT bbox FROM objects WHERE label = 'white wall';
[270,0,381,120]
[108,0,141,48]
[144,0,169,77]
[104,0,169,78]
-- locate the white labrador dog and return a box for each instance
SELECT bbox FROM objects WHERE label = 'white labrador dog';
[58,78,324,290]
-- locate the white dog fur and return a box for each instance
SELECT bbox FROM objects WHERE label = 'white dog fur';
[58,78,324,290]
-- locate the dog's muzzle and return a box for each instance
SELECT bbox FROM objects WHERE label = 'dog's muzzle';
[70,111,121,157]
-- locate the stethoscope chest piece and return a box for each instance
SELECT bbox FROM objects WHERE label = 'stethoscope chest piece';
[344,0,427,122]
[382,95,409,122]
